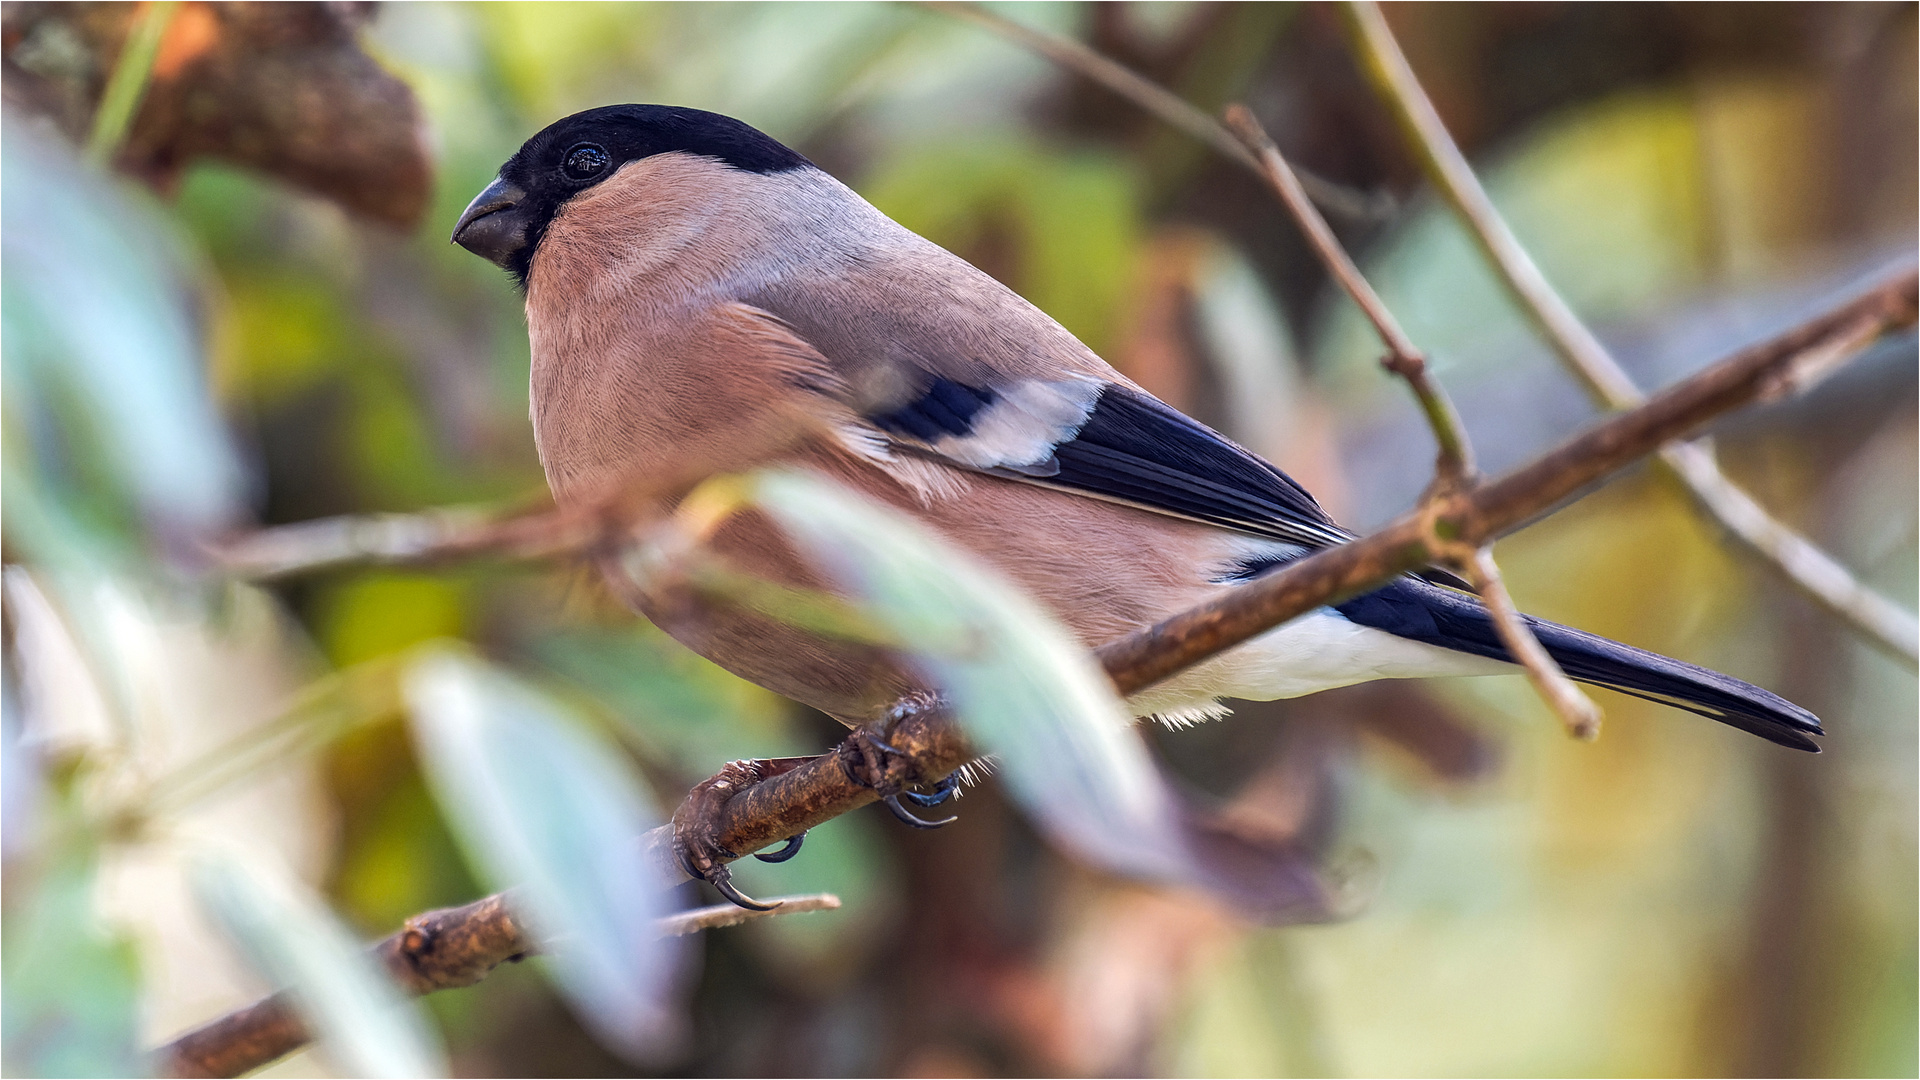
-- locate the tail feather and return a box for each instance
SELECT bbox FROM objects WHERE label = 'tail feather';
[1334,577,1823,752]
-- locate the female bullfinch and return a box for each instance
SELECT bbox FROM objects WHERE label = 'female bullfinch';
[453,104,1820,756]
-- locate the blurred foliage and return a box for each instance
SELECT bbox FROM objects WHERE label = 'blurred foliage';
[192,849,447,1078]
[405,649,680,1059]
[2,847,144,1078]
[2,3,1915,1078]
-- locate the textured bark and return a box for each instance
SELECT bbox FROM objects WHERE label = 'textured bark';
[160,894,532,1078]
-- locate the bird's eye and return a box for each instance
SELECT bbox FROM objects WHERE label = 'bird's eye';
[561,144,610,181]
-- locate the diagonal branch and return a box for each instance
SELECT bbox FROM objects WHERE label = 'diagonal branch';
[1460,546,1602,740]
[155,267,1917,1079]
[157,892,841,1077]
[1220,104,1471,484]
[1339,0,1919,666]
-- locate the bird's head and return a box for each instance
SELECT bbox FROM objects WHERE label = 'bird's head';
[451,104,811,287]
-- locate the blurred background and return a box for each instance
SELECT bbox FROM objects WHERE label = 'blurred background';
[3,2,1915,1076]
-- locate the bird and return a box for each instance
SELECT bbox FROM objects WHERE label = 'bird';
[450,104,1821,894]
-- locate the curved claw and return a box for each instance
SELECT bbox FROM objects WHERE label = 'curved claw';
[752,832,807,863]
[883,792,958,829]
[902,774,958,808]
[708,867,783,911]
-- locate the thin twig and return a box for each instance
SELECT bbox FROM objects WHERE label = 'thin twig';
[656,893,842,936]
[211,503,578,580]
[1461,546,1602,739]
[85,0,179,167]
[155,268,1916,1080]
[914,0,1392,221]
[1222,103,1471,483]
[1340,0,1919,666]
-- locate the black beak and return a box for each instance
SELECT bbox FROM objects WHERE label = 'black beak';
[451,176,531,268]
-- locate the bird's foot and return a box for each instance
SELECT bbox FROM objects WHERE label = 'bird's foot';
[902,773,960,808]
[842,693,960,829]
[669,756,813,911]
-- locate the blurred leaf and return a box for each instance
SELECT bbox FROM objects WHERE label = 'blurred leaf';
[402,648,681,1061]
[531,622,796,775]
[1,853,145,1078]
[192,848,446,1079]
[1,646,40,861]
[746,471,1186,879]
[0,114,243,573]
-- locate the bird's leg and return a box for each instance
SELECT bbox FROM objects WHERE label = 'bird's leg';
[669,756,814,910]
[841,692,960,829]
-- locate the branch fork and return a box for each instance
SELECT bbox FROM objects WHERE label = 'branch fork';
[1224,103,1598,739]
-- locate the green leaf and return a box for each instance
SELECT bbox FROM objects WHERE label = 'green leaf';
[531,622,797,776]
[402,648,680,1061]
[191,849,446,1079]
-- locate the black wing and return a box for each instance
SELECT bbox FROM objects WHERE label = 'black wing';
[867,379,1483,589]
[989,384,1352,550]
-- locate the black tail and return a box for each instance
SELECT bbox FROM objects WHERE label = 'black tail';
[1334,577,1823,752]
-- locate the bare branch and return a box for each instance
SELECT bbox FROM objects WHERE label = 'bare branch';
[1340,0,1919,666]
[157,890,842,1076]
[1461,546,1602,740]
[657,893,842,936]
[914,0,1392,221]
[210,502,586,580]
[1222,103,1471,484]
[161,893,532,1078]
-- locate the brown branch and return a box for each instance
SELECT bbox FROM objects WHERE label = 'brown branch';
[912,0,1392,222]
[1339,0,1920,666]
[657,893,842,936]
[1221,104,1471,484]
[157,268,1915,1078]
[161,893,531,1078]
[210,503,582,580]
[158,890,842,1077]
[1461,546,1602,739]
